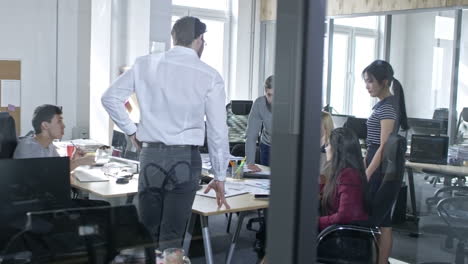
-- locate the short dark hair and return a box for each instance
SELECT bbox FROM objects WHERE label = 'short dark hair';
[171,16,207,47]
[265,75,274,89]
[32,104,63,134]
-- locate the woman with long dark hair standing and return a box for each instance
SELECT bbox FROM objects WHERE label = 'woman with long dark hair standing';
[363,60,408,264]
[319,127,368,230]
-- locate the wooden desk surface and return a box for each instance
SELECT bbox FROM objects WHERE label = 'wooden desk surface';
[71,174,138,198]
[406,161,468,177]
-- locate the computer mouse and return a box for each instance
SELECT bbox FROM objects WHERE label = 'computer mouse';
[116,177,129,184]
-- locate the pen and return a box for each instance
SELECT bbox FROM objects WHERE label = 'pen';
[235,157,246,174]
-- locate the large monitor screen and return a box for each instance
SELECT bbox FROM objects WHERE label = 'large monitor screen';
[409,135,449,165]
[0,157,71,247]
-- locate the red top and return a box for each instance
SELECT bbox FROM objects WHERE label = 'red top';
[319,168,368,230]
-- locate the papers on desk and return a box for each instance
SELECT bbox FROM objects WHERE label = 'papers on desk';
[196,180,270,198]
[73,166,109,182]
[197,182,248,198]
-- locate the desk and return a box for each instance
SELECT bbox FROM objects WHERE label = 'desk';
[405,161,468,220]
[70,174,138,203]
[73,162,269,264]
[183,190,269,264]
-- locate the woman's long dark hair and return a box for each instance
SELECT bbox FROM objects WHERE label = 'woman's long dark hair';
[321,128,368,215]
[362,60,409,130]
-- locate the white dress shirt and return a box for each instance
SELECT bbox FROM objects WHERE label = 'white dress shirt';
[101,46,230,181]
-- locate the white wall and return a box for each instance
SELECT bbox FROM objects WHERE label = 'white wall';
[76,0,92,138]
[232,0,257,100]
[0,0,58,135]
[89,0,112,145]
[457,12,468,115]
[390,12,454,119]
[127,0,150,64]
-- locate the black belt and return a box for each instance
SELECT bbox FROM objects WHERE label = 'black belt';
[142,142,198,149]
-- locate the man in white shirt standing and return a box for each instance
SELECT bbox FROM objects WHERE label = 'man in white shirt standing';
[101,16,230,250]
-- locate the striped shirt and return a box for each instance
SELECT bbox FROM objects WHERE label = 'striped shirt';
[366,96,397,146]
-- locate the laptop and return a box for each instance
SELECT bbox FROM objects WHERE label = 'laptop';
[409,134,449,165]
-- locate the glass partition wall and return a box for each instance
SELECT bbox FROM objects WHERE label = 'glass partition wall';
[325,9,468,264]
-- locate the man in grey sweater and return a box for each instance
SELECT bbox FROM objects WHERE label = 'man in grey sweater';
[245,75,273,172]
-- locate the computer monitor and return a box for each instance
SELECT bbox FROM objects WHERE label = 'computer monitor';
[0,157,71,247]
[331,114,353,129]
[407,117,448,136]
[409,135,449,165]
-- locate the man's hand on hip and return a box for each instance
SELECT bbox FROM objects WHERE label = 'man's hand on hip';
[129,134,142,151]
[204,180,230,209]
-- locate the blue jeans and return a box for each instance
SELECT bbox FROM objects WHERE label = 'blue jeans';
[259,142,271,166]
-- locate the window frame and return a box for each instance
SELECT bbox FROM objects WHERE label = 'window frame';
[172,4,232,96]
[328,18,383,116]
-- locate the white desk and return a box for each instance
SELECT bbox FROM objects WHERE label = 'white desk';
[72,162,269,264]
[184,187,269,264]
[405,161,468,220]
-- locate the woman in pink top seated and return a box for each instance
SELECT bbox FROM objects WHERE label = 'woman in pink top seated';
[319,127,369,230]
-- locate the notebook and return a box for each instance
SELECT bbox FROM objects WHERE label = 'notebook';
[409,134,449,165]
[73,166,109,182]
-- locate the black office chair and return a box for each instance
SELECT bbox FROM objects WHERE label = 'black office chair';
[0,112,17,159]
[317,133,407,264]
[420,193,468,264]
[3,205,155,264]
[226,100,252,149]
[433,108,449,121]
[456,107,468,144]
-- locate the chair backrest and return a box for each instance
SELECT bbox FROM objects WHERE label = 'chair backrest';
[369,133,407,226]
[230,100,253,115]
[433,108,449,120]
[456,108,468,144]
[0,112,17,159]
[226,102,252,144]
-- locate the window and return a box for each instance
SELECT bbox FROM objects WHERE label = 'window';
[172,0,228,11]
[172,1,231,92]
[390,11,455,119]
[328,16,382,117]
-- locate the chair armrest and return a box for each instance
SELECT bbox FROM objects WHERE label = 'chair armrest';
[434,186,468,197]
[317,224,380,244]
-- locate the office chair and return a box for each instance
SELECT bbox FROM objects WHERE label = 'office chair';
[317,133,407,264]
[3,205,155,264]
[456,107,468,144]
[227,100,252,149]
[420,193,468,264]
[433,108,449,121]
[0,112,17,159]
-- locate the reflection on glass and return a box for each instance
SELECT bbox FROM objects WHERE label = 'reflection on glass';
[390,11,454,119]
[352,36,376,118]
[201,19,225,78]
[330,33,348,114]
[334,16,378,30]
[329,16,381,115]
[173,0,228,10]
[457,11,468,122]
